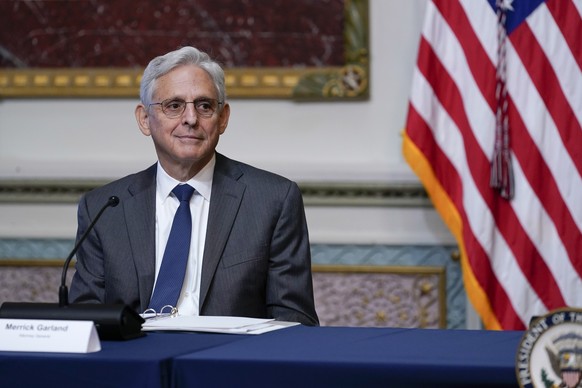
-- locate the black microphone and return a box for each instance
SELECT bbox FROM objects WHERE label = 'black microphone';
[59,195,119,307]
[0,195,144,341]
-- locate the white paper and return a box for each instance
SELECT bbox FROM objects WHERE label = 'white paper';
[141,315,299,334]
[0,319,101,353]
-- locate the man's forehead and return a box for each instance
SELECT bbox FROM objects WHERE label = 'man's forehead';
[154,65,216,98]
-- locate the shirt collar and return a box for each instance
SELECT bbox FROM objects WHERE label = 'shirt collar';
[156,155,215,203]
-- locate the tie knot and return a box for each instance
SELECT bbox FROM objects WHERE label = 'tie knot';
[172,184,195,202]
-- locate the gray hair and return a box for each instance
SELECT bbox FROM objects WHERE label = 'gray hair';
[139,46,226,108]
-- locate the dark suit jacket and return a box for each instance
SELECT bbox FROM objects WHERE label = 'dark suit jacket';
[69,153,319,326]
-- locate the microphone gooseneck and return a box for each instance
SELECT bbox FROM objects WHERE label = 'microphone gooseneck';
[0,194,144,341]
[58,196,120,307]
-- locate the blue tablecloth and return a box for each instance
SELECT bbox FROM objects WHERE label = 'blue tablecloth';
[0,326,524,387]
[173,326,523,388]
[0,331,246,388]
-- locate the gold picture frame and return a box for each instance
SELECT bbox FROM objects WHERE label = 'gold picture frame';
[0,0,368,100]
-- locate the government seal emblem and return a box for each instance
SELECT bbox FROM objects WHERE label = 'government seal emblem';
[517,308,582,388]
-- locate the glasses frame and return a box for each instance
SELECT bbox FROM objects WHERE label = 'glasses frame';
[149,97,224,119]
[142,305,179,320]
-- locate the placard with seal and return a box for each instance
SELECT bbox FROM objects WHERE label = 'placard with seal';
[516,308,582,388]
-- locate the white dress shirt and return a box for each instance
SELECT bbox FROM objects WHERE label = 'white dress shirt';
[152,156,214,315]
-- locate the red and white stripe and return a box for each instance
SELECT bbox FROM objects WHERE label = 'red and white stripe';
[403,0,582,330]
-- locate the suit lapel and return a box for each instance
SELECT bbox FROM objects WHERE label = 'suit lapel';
[124,164,157,311]
[199,154,245,310]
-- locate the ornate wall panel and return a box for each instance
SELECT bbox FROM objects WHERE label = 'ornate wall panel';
[311,244,465,328]
[0,260,73,303]
[313,265,445,328]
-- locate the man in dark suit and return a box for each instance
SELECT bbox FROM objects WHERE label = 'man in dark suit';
[69,46,318,326]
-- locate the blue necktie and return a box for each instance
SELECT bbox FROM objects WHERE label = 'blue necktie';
[148,184,195,311]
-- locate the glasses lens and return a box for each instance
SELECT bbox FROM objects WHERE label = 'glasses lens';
[158,98,221,118]
[194,99,218,117]
[161,99,186,118]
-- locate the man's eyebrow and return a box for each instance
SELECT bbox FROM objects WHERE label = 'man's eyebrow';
[154,94,217,102]
[155,95,182,101]
[193,96,215,101]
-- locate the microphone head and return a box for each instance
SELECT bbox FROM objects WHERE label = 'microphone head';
[108,196,120,207]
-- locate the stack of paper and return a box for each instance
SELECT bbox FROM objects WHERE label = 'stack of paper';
[141,315,299,335]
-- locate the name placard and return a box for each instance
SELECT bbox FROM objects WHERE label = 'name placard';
[0,319,101,353]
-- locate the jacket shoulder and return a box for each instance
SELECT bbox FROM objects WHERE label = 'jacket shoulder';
[215,153,294,187]
[81,164,156,206]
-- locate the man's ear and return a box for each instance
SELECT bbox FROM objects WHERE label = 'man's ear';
[218,103,230,135]
[135,104,151,136]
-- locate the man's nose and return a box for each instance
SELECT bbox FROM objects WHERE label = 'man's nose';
[182,102,198,126]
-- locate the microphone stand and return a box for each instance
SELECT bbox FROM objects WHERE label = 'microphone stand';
[0,196,144,340]
[59,195,119,307]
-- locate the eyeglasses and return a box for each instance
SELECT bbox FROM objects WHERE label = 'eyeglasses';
[141,305,179,320]
[149,98,223,118]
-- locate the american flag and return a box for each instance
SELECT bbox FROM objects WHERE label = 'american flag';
[403,0,581,330]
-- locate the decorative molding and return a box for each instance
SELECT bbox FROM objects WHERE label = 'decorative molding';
[0,67,361,99]
[0,260,66,267]
[0,68,143,98]
[0,179,106,204]
[0,0,368,100]
[300,182,430,207]
[0,179,429,207]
